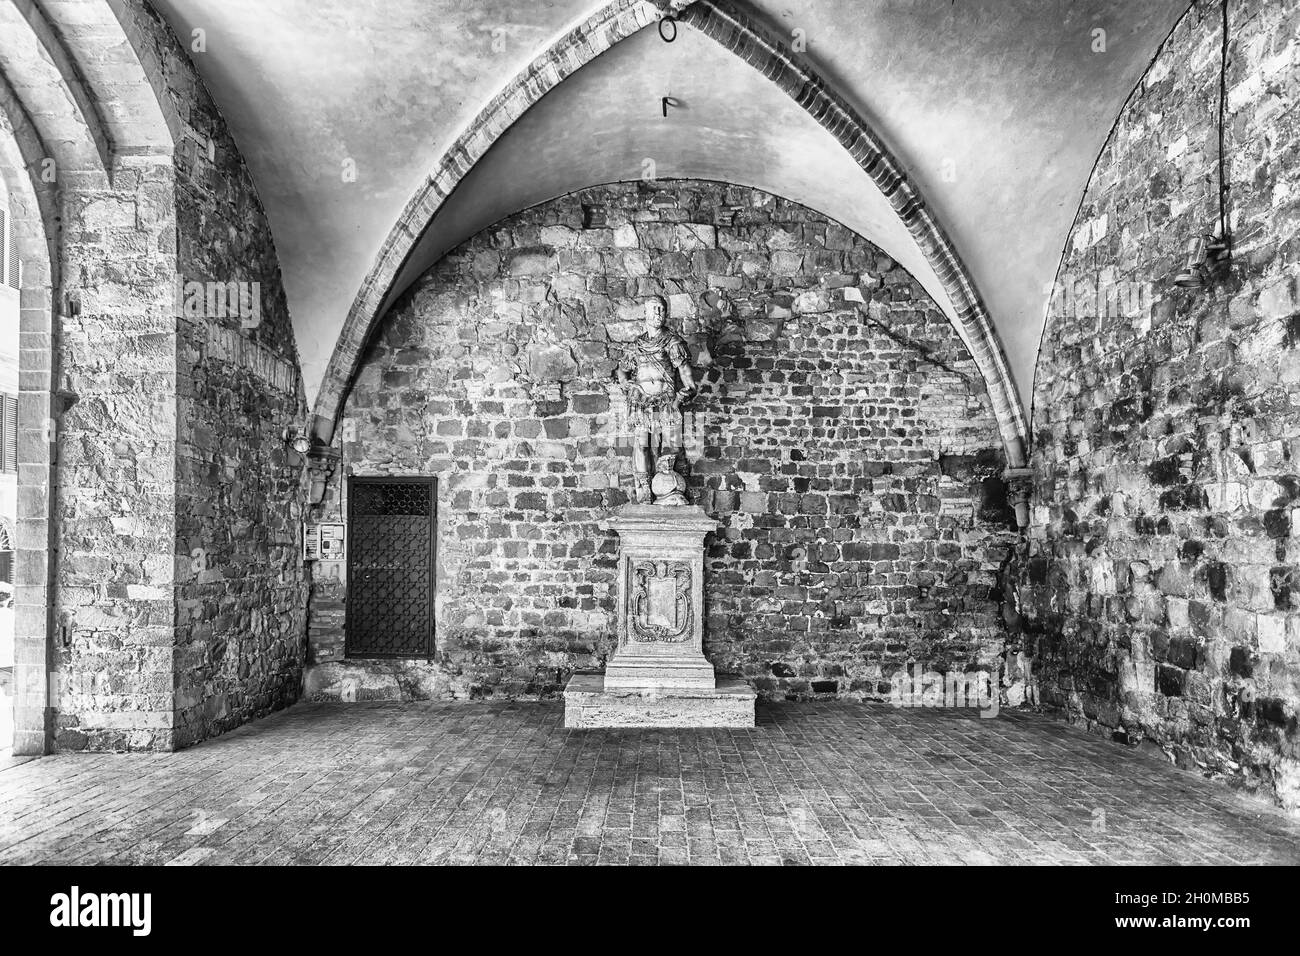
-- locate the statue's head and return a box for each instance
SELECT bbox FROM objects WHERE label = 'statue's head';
[643,296,667,334]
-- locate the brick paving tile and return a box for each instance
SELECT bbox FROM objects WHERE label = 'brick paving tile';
[1,701,1298,866]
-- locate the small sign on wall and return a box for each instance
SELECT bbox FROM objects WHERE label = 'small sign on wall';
[303,522,346,562]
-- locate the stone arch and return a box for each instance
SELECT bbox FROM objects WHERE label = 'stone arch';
[0,94,57,756]
[310,0,1029,467]
[0,0,109,184]
[0,0,176,755]
[0,1,177,185]
[0,74,59,278]
[96,0,184,150]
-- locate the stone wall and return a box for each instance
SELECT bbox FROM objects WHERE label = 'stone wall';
[53,162,179,752]
[149,0,309,749]
[307,180,1016,702]
[1020,0,1300,810]
[51,3,307,750]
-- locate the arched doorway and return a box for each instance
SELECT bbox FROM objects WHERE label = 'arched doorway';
[0,166,37,758]
[0,0,177,755]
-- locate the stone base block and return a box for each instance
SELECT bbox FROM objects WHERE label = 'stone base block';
[303,660,452,702]
[603,656,716,691]
[563,673,756,728]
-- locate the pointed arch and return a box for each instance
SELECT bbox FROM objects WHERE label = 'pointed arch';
[311,0,1029,466]
[95,0,184,151]
[0,0,177,756]
[0,0,177,184]
[0,71,59,279]
[0,0,110,183]
[0,82,57,757]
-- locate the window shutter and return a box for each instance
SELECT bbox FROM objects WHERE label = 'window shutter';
[3,395,16,472]
[1,207,17,290]
[7,228,17,290]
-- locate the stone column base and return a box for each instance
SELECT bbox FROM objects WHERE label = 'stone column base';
[563,673,755,729]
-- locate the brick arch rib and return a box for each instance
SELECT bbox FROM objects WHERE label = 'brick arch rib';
[311,0,1029,467]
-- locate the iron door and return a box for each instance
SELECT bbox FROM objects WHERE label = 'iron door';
[345,476,437,658]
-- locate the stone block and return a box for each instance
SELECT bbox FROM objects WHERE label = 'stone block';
[562,673,755,728]
[528,344,578,382]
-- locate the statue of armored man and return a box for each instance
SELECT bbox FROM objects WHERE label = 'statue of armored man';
[614,296,697,505]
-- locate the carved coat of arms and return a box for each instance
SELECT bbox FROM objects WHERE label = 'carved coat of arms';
[628,560,692,643]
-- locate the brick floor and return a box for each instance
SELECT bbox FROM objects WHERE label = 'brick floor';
[1,701,1297,865]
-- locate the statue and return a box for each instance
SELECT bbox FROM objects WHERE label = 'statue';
[614,296,697,505]
[564,293,755,730]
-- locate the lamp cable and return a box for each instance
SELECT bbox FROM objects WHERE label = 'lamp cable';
[1217,0,1230,246]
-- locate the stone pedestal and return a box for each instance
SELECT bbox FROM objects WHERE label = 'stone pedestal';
[563,674,756,729]
[563,504,755,728]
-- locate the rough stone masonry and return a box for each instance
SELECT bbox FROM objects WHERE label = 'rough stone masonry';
[306,180,1019,704]
[50,2,308,752]
[1020,0,1300,811]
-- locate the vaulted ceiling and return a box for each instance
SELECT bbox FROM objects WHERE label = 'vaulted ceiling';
[149,0,1187,438]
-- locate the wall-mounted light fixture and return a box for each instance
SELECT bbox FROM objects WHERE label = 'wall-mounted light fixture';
[1173,231,1232,288]
[1177,0,1235,292]
[282,426,311,455]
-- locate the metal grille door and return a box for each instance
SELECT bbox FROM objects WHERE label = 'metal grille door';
[346,477,436,658]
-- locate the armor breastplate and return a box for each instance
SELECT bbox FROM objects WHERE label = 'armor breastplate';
[630,333,682,396]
